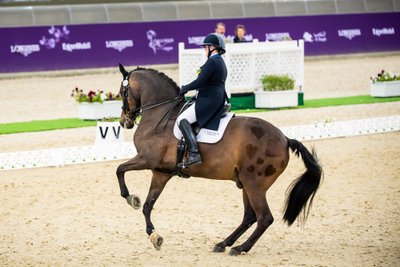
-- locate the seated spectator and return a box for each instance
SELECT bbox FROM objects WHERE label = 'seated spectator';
[215,22,226,36]
[233,24,247,43]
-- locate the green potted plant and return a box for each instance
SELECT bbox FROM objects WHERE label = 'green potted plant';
[370,70,400,97]
[255,74,298,108]
[71,87,122,120]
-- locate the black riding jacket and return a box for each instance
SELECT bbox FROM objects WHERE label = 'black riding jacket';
[181,54,228,130]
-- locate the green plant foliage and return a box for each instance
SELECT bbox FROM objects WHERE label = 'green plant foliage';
[0,119,97,135]
[371,70,400,83]
[261,74,295,91]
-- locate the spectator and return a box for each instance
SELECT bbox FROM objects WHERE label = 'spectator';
[233,24,247,43]
[214,22,226,36]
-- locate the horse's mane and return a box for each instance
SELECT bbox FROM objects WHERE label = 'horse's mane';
[134,67,180,94]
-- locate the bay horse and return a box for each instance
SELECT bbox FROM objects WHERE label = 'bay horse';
[116,64,322,256]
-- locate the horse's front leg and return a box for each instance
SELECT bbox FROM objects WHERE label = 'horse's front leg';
[143,170,171,250]
[116,155,148,207]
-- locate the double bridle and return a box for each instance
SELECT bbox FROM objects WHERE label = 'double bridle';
[121,72,184,132]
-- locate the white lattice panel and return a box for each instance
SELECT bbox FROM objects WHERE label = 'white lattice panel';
[1,116,399,171]
[253,52,279,88]
[225,53,252,90]
[179,40,304,94]
[277,50,304,87]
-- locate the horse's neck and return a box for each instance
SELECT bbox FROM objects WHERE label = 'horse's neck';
[138,91,182,134]
[135,71,181,130]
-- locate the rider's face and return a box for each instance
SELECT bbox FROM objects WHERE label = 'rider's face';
[204,45,215,55]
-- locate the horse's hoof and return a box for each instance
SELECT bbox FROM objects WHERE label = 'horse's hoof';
[126,194,141,210]
[229,247,242,256]
[150,232,163,250]
[213,244,226,253]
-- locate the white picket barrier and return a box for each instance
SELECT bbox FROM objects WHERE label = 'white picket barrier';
[1,116,398,171]
[0,143,136,171]
[178,40,304,96]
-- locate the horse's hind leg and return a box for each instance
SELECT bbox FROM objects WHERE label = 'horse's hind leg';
[229,187,274,256]
[143,170,171,250]
[213,189,257,253]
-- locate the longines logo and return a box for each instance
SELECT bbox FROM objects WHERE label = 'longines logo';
[338,29,361,40]
[265,32,291,41]
[188,36,206,46]
[10,44,40,57]
[106,40,134,52]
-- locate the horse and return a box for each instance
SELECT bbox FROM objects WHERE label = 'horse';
[116,64,323,256]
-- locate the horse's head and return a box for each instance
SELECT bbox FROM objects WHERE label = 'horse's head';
[118,63,182,129]
[118,63,140,129]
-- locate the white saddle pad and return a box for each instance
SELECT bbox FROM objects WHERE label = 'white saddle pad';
[173,112,235,144]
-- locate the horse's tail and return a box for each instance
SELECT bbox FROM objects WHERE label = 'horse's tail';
[283,138,323,226]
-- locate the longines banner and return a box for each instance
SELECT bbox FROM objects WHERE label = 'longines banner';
[1,12,399,73]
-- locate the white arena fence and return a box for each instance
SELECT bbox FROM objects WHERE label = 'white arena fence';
[178,40,304,96]
[1,116,399,171]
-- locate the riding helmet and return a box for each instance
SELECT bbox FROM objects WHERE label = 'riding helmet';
[202,33,226,55]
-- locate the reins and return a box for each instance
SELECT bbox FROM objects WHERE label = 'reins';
[152,95,184,134]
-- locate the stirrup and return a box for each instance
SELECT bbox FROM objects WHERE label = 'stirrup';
[177,153,202,168]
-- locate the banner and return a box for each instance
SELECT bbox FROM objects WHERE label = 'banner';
[1,12,399,73]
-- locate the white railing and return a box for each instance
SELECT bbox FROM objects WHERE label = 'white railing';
[178,40,304,96]
[1,116,399,171]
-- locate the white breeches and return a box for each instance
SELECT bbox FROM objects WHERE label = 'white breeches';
[176,103,197,125]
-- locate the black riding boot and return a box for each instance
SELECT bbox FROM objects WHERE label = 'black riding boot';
[177,119,202,167]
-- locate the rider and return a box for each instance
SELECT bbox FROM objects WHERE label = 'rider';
[177,33,228,168]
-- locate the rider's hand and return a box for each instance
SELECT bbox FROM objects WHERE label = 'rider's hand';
[179,87,188,96]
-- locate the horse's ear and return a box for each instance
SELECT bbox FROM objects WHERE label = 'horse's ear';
[119,63,129,78]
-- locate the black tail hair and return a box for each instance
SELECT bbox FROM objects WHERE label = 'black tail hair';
[283,138,323,226]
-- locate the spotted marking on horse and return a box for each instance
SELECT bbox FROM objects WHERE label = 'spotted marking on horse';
[256,157,264,165]
[247,165,255,173]
[246,144,258,160]
[251,126,265,140]
[265,165,276,176]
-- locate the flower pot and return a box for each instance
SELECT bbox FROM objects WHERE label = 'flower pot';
[95,121,124,144]
[370,81,400,97]
[255,90,298,108]
[78,100,122,120]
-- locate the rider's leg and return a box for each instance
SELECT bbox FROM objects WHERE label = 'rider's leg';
[176,105,201,167]
[176,103,197,125]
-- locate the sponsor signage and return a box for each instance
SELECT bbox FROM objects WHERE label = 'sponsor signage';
[303,31,327,42]
[10,44,40,57]
[0,12,399,73]
[62,42,91,52]
[106,40,134,52]
[372,27,395,37]
[266,32,291,41]
[338,29,362,40]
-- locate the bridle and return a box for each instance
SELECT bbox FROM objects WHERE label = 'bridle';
[121,71,184,132]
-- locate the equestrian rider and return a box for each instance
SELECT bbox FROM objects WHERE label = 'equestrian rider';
[176,33,228,167]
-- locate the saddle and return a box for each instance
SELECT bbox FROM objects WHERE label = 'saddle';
[174,101,234,177]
